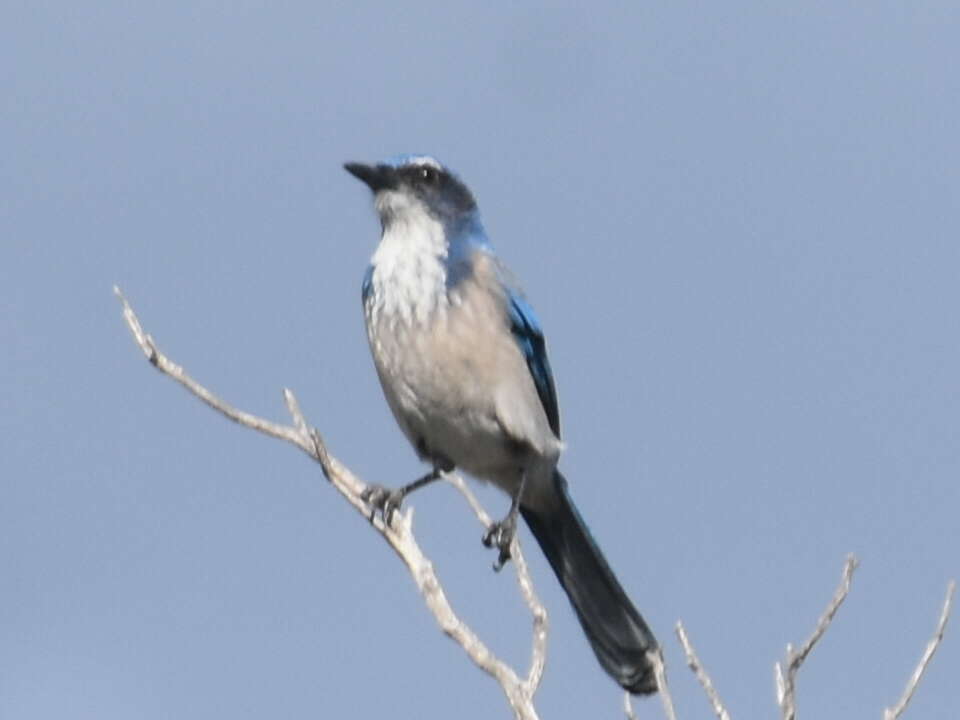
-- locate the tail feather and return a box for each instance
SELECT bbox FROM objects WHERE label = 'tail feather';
[520,471,659,695]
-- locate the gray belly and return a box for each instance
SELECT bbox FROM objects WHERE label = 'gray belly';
[364,305,561,499]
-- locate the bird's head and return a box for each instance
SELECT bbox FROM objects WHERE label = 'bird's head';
[344,154,477,232]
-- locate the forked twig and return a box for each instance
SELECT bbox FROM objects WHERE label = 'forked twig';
[775,554,858,720]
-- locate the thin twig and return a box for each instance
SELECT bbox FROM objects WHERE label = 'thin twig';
[775,554,858,720]
[622,651,676,720]
[115,287,545,720]
[676,621,731,720]
[883,580,956,720]
[115,286,307,450]
[444,474,549,693]
[651,649,678,720]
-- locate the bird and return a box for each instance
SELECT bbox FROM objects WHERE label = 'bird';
[344,154,659,695]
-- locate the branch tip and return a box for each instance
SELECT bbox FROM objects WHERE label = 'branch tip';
[675,621,731,720]
[883,579,956,720]
[776,554,858,720]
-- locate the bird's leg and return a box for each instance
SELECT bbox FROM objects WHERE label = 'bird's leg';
[362,467,443,524]
[483,474,526,572]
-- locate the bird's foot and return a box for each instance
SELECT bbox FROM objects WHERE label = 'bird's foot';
[361,484,405,525]
[482,513,517,572]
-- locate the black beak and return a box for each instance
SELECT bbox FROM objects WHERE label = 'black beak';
[343,162,395,192]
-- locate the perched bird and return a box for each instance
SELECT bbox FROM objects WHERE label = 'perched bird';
[345,154,659,694]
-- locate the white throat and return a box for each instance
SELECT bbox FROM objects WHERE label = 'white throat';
[367,192,450,326]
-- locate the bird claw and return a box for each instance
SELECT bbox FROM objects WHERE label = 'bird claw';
[482,514,517,572]
[361,484,404,524]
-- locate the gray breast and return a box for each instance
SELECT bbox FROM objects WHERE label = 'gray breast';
[364,253,560,489]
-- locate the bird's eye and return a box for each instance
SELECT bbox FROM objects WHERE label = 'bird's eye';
[420,167,437,183]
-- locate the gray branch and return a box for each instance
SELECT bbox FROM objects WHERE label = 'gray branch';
[676,622,730,720]
[771,554,954,720]
[115,286,547,720]
[775,554,858,720]
[623,650,677,720]
[883,580,956,720]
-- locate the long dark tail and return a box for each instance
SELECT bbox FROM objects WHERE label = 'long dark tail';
[520,471,659,695]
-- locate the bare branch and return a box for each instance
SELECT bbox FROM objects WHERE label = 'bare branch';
[652,649,678,720]
[115,287,545,720]
[676,621,731,720]
[775,554,859,720]
[883,580,956,720]
[622,651,675,720]
[623,648,677,720]
[793,554,859,668]
[444,474,549,693]
[114,286,309,451]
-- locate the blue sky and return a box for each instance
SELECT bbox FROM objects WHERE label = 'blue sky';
[2,2,957,718]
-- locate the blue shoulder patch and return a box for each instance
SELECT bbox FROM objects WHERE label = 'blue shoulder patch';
[507,291,561,438]
[361,265,374,304]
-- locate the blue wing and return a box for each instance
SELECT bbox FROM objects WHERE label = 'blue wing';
[507,291,561,439]
[361,265,374,304]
